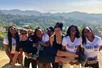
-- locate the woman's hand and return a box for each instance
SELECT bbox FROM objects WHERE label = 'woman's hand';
[11,51,19,68]
[74,54,79,58]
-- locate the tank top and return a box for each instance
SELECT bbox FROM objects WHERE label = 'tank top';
[53,35,63,50]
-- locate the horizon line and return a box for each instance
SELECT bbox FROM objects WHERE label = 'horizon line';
[0,9,102,14]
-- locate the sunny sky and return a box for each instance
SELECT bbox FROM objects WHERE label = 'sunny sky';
[0,0,102,13]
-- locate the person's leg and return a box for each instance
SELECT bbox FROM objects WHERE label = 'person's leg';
[46,63,51,68]
[43,63,51,68]
[52,63,60,68]
[11,51,19,68]
[38,62,50,68]
[17,52,23,66]
[38,63,44,68]
[10,53,14,64]
[57,50,78,59]
[38,62,49,68]
[31,59,37,68]
[24,57,31,68]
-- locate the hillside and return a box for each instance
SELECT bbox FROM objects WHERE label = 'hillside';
[0,10,102,36]
[0,10,102,27]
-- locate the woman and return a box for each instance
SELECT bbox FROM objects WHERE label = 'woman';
[19,29,37,68]
[35,27,77,68]
[82,27,102,68]
[33,27,51,68]
[47,26,54,37]
[50,22,64,68]
[62,25,82,67]
[3,25,22,67]
[49,23,79,68]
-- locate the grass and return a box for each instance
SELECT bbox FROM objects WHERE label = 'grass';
[0,32,6,50]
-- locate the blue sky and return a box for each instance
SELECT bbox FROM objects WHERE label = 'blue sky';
[0,0,102,13]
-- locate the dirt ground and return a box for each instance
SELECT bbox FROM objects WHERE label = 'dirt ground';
[0,50,9,68]
[0,50,22,68]
[0,50,102,68]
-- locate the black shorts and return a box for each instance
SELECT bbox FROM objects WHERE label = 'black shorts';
[38,47,58,63]
[85,62,99,68]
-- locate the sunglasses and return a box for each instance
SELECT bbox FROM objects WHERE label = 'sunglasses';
[70,29,77,33]
[10,27,17,31]
[84,29,92,34]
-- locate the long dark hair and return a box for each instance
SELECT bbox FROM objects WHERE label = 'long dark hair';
[7,26,19,51]
[54,22,63,30]
[33,27,42,42]
[66,25,80,38]
[82,27,94,45]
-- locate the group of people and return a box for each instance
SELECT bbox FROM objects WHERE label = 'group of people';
[3,22,102,68]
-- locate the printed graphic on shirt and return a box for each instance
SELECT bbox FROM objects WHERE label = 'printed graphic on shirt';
[62,36,82,53]
[83,36,102,58]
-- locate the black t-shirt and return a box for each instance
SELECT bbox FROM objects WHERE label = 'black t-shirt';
[19,38,37,54]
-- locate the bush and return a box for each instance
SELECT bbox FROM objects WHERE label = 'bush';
[0,32,6,50]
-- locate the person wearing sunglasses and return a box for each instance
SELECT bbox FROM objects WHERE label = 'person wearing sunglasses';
[19,29,37,68]
[31,24,78,68]
[82,27,102,68]
[3,25,22,67]
[62,25,82,68]
[33,27,51,68]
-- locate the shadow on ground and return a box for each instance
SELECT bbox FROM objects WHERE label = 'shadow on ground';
[1,63,22,68]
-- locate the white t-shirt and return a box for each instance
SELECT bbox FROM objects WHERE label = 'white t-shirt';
[3,36,17,53]
[83,35,102,59]
[42,33,49,43]
[62,36,82,53]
